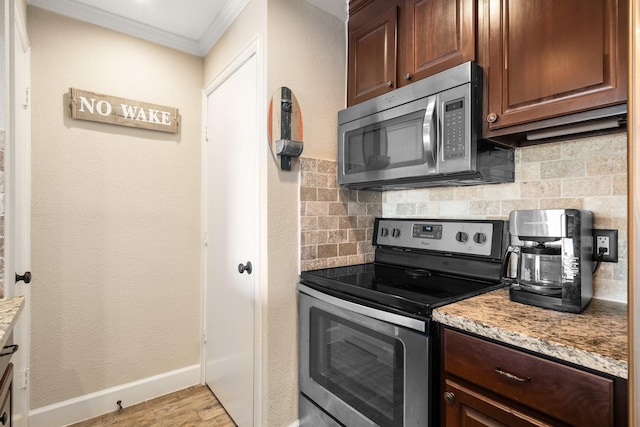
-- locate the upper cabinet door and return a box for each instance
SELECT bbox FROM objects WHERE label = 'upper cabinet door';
[347,5,398,106]
[485,0,628,131]
[403,0,476,85]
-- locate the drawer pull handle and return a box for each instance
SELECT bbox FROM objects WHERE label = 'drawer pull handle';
[0,344,18,357]
[495,367,530,383]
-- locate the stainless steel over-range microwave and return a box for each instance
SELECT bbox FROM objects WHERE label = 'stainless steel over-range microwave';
[337,62,514,190]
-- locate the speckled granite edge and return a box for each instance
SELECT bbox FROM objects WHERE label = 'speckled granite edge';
[0,296,25,350]
[433,289,628,379]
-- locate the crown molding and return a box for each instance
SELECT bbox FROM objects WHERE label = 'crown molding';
[27,0,345,57]
[27,0,204,56]
[198,0,251,56]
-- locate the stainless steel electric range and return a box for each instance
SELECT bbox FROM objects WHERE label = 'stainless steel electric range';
[298,217,509,427]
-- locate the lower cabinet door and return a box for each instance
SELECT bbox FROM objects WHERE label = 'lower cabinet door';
[0,363,12,427]
[443,379,558,427]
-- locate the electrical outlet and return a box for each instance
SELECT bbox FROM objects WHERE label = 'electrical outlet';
[593,229,618,262]
[596,235,609,253]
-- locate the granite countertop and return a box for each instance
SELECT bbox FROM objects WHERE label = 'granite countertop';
[0,296,25,349]
[433,288,628,379]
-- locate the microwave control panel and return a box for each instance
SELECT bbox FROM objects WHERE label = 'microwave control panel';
[442,98,466,160]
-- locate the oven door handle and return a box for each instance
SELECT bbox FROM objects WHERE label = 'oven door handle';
[298,283,427,332]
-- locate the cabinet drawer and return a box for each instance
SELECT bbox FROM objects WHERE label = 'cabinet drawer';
[0,333,14,382]
[0,363,11,427]
[443,329,614,427]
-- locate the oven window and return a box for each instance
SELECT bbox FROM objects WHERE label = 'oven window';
[309,307,404,427]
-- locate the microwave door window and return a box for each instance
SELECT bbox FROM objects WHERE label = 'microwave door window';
[344,110,428,175]
[344,128,386,174]
[345,131,365,174]
[386,119,425,168]
[363,128,390,170]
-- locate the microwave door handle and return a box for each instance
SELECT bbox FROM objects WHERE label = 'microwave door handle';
[422,95,437,170]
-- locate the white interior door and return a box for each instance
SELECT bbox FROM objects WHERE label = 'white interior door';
[5,6,30,426]
[204,51,259,427]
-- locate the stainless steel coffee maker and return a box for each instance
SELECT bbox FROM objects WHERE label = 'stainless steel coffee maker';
[502,209,593,313]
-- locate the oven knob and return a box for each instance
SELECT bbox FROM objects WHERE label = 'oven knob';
[455,231,468,243]
[392,228,401,238]
[380,227,389,237]
[473,232,487,244]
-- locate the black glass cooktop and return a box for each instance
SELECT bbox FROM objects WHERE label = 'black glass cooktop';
[300,263,506,319]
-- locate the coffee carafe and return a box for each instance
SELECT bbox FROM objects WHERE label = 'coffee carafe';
[502,209,593,313]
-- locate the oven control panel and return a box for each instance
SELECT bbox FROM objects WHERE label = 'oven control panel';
[412,223,443,239]
[376,219,494,256]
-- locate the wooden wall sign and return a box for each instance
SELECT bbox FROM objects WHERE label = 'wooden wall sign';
[69,88,179,134]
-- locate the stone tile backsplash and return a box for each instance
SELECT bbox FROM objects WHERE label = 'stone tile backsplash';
[300,132,627,302]
[382,132,628,303]
[300,158,380,271]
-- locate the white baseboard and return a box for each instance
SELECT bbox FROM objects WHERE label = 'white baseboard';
[287,421,300,427]
[29,364,201,427]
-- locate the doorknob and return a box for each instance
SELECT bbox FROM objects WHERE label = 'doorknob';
[238,262,252,275]
[15,271,32,284]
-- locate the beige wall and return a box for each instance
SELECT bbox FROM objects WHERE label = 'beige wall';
[266,1,345,425]
[28,7,203,409]
[203,0,345,425]
[383,132,628,303]
[203,0,266,81]
[268,0,345,161]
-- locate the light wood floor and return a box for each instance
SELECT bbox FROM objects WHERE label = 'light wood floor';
[69,385,237,426]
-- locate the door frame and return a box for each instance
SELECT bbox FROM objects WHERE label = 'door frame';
[200,34,266,427]
[629,0,639,422]
[4,1,30,425]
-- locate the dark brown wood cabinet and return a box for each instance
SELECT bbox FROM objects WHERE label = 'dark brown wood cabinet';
[441,328,628,427]
[444,379,552,426]
[0,334,17,427]
[347,1,399,105]
[347,0,476,106]
[347,0,628,142]
[403,0,475,84]
[481,0,628,137]
[0,364,11,427]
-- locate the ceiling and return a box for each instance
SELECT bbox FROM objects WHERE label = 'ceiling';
[27,0,348,57]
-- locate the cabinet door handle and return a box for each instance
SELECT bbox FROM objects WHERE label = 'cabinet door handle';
[404,73,412,81]
[487,112,498,123]
[495,366,531,383]
[385,80,394,88]
[0,344,18,357]
[0,411,7,425]
[443,391,455,405]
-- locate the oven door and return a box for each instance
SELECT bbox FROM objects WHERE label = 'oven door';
[298,284,430,427]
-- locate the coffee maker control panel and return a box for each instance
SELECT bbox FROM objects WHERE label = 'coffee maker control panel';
[375,218,495,256]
